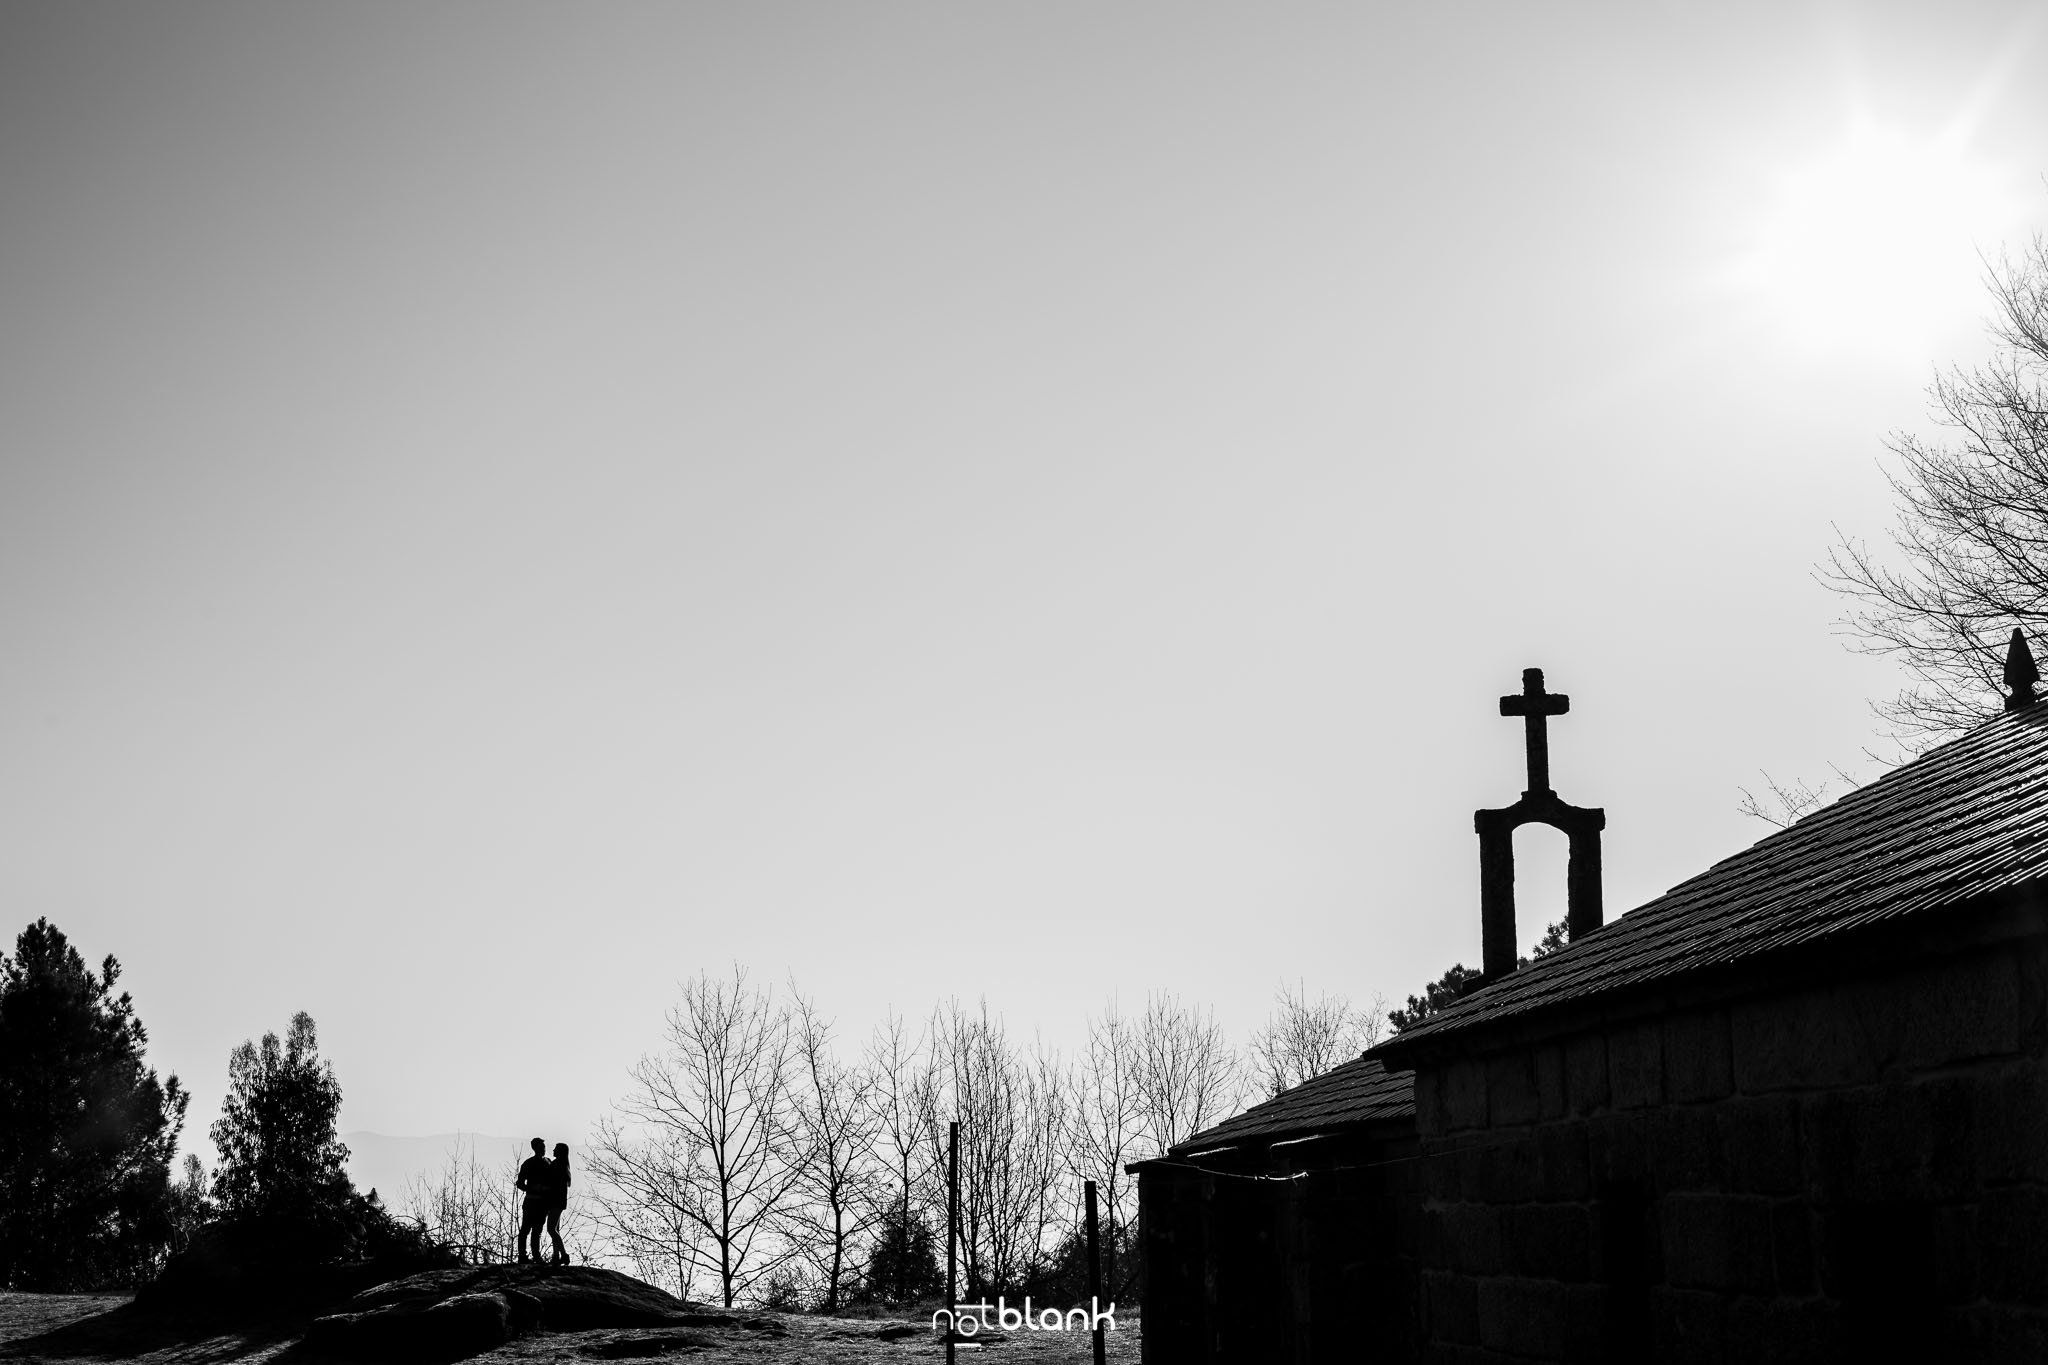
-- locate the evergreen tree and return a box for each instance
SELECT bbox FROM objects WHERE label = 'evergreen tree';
[1388,918,1569,1033]
[208,1011,358,1257]
[0,919,188,1290]
[1386,963,1483,1034]
[858,1205,945,1305]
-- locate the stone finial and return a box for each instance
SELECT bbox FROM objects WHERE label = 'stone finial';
[2005,628,2040,712]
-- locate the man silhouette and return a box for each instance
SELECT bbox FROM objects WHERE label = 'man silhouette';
[515,1137,551,1263]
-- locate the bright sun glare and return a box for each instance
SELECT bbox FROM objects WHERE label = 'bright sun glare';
[1731,121,2023,357]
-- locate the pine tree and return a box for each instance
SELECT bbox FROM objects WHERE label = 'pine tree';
[1388,918,1569,1033]
[208,1011,358,1258]
[0,919,188,1290]
[859,1205,944,1305]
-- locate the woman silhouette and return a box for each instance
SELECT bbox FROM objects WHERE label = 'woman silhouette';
[546,1142,571,1265]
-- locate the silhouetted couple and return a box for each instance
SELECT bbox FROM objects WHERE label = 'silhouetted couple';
[515,1139,571,1265]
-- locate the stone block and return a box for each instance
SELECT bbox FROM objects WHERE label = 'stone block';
[1833,974,1905,1072]
[1565,1033,1609,1115]
[1975,1059,2048,1184]
[1650,1288,1727,1365]
[1725,1296,1833,1364]
[1946,1305,2048,1365]
[1534,1044,1566,1121]
[1935,1202,1980,1304]
[1589,1181,1656,1287]
[1718,1096,1801,1195]
[1585,1114,1646,1187]
[1648,1105,1724,1190]
[1487,1052,1540,1128]
[1446,1059,1488,1131]
[1663,1009,1734,1103]
[1390,1185,1431,1251]
[1906,1074,1980,1202]
[2018,938,2048,1052]
[1817,1200,1938,1312]
[1501,1205,1544,1278]
[1802,1078,1977,1203]
[1976,1187,2048,1305]
[1896,949,2022,1070]
[1414,1069,1447,1135]
[1510,1202,1590,1282]
[1660,1194,1723,1288]
[1609,1021,1663,1109]
[1770,1199,1814,1295]
[1797,1090,1863,1201]
[1428,1346,1509,1365]
[1534,1125,1591,1203]
[1798,1090,1887,1202]
[1659,1193,1773,1294]
[1441,1140,1485,1203]
[1732,987,1879,1094]
[1415,1202,1447,1267]
[1422,1269,1478,1345]
[1476,1276,1566,1359]
[1475,1136,1537,1206]
[1561,1284,1607,1362]
[1442,1203,1504,1276]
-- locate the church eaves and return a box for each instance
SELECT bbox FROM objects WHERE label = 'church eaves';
[1163,1055,1415,1158]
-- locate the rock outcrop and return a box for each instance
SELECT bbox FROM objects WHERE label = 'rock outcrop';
[307,1264,703,1358]
[140,1222,459,1315]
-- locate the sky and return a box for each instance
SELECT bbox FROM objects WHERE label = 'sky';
[2,1,2046,1168]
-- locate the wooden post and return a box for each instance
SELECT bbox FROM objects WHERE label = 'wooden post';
[947,1120,958,1365]
[1086,1179,1105,1365]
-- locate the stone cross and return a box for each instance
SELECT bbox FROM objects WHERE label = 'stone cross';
[1500,667,1569,795]
[1475,666,1604,981]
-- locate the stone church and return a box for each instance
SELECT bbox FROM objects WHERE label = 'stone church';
[1136,644,2048,1362]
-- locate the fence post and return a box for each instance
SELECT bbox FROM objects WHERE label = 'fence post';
[1086,1179,1105,1365]
[947,1120,959,1365]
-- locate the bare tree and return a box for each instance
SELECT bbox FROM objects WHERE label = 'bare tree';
[584,1122,711,1301]
[1736,762,1865,829]
[399,1138,521,1264]
[1247,981,1387,1099]
[1133,992,1242,1154]
[916,1000,1068,1298]
[863,1009,939,1304]
[1827,233,2048,739]
[586,966,802,1307]
[1018,1041,1071,1290]
[1067,1000,1143,1297]
[781,987,884,1311]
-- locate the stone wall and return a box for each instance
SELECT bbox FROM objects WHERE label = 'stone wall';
[1139,1126,1420,1364]
[1408,935,2048,1363]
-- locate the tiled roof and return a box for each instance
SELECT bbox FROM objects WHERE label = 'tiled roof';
[1377,704,2048,1056]
[1168,1056,1413,1155]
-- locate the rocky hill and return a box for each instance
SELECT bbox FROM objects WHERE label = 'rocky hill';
[1,1267,1140,1363]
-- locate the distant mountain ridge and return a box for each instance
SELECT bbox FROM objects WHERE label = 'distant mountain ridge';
[342,1131,531,1209]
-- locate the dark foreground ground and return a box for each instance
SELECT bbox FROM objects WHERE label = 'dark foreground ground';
[0,1291,1141,1364]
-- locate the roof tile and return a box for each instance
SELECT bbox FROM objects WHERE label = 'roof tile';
[1169,1056,1413,1155]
